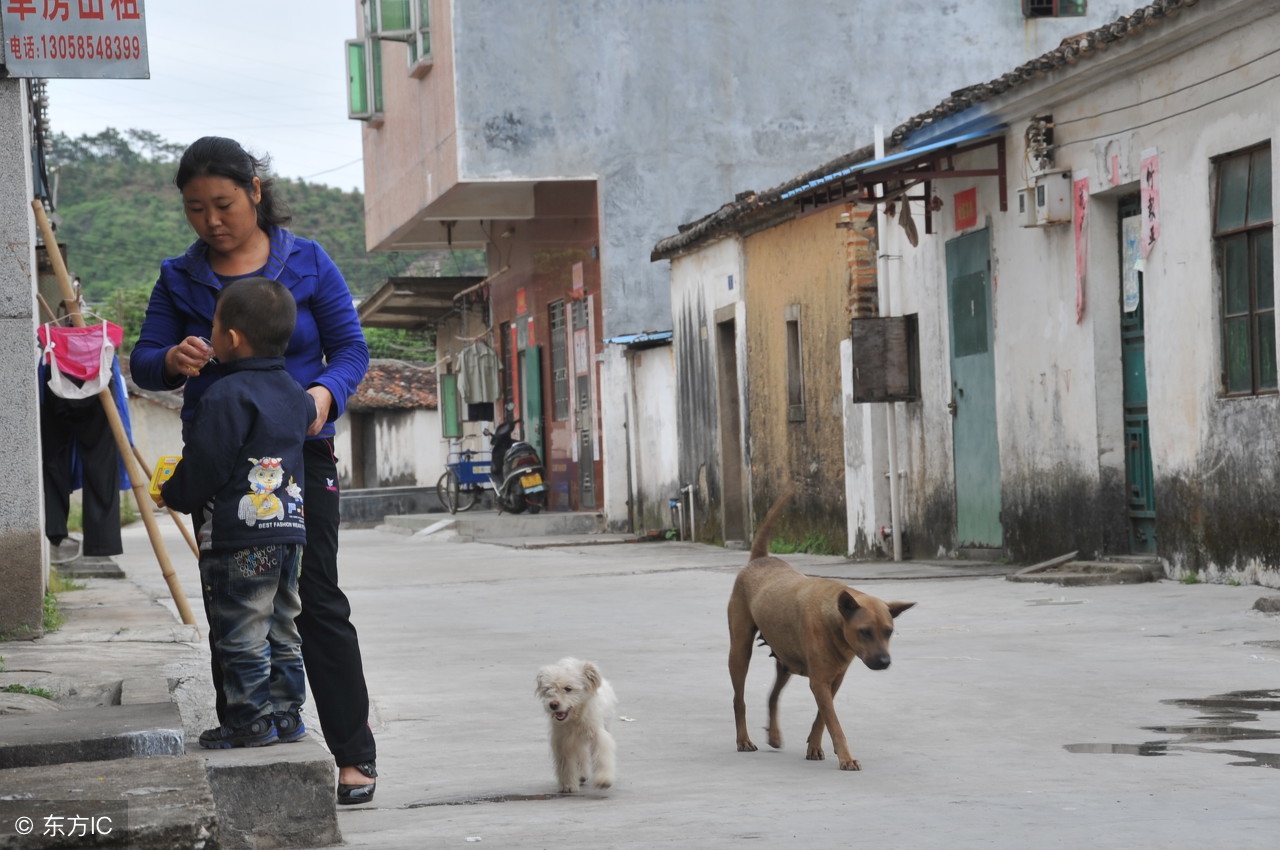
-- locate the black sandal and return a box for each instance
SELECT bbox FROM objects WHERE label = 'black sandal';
[337,761,377,805]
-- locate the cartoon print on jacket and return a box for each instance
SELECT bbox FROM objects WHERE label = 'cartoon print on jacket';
[238,457,288,526]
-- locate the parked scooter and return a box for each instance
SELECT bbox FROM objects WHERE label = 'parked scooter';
[483,419,548,514]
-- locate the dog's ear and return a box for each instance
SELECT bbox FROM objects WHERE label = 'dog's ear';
[581,661,602,692]
[837,591,861,619]
[888,601,915,619]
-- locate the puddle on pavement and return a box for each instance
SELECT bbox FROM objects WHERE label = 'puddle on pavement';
[1065,689,1280,768]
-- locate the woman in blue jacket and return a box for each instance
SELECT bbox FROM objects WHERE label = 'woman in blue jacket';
[131,136,377,805]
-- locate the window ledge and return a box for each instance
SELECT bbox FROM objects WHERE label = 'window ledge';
[409,56,433,80]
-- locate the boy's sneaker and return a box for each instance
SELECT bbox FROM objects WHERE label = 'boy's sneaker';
[198,716,278,749]
[273,710,307,743]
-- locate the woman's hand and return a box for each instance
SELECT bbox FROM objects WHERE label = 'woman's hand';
[307,385,334,436]
[164,336,214,379]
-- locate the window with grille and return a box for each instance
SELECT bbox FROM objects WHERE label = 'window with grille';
[1215,144,1275,396]
[550,300,569,420]
[1023,0,1086,17]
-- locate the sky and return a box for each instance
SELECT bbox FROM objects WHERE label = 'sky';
[45,1,366,192]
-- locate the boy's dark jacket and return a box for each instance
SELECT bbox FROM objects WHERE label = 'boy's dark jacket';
[162,356,316,552]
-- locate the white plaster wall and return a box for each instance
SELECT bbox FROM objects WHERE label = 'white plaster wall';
[333,416,353,486]
[623,344,679,533]
[366,409,443,487]
[872,0,1280,571]
[408,408,445,486]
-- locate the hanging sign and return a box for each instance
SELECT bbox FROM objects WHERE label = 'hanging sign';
[1139,148,1160,259]
[1,0,149,79]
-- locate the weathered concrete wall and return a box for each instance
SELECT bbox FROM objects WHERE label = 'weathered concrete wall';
[372,408,443,487]
[669,237,743,544]
[127,394,184,466]
[0,79,45,637]
[744,206,849,552]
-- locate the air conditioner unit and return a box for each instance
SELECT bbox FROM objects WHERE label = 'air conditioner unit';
[1015,171,1072,227]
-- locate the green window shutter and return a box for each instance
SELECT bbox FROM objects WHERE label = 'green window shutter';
[441,373,461,439]
[345,39,370,119]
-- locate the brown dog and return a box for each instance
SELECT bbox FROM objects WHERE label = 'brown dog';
[727,490,914,770]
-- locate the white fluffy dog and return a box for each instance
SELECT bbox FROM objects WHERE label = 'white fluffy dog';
[535,657,618,793]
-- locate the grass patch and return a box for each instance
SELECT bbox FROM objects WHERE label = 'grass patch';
[770,533,838,556]
[43,592,65,632]
[48,568,85,595]
[3,683,54,700]
[42,567,84,634]
[1180,573,1201,584]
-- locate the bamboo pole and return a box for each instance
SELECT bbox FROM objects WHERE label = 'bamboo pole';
[37,293,202,561]
[32,200,198,628]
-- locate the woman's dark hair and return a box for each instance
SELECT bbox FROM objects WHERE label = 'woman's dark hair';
[175,136,291,231]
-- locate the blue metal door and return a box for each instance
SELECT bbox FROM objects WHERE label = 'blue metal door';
[946,229,1003,547]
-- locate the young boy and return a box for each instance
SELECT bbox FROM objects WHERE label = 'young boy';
[161,276,316,748]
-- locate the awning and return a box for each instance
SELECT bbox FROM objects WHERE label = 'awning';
[604,330,673,349]
[782,123,1009,232]
[357,276,487,330]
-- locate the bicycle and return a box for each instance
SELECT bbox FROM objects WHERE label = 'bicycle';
[436,445,493,514]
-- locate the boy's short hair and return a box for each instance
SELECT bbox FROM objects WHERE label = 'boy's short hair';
[215,277,296,357]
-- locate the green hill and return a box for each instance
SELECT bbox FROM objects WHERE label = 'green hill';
[46,128,483,361]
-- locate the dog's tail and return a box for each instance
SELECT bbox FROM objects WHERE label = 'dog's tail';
[749,485,794,561]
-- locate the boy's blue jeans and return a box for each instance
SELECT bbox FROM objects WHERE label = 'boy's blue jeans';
[200,543,305,730]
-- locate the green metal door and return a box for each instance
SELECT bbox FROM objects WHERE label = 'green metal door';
[1119,197,1156,553]
[946,229,1003,547]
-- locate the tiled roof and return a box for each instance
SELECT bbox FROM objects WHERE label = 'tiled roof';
[889,0,1201,146]
[349,359,438,411]
[652,0,1200,261]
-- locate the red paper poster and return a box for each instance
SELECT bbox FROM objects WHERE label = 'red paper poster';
[953,187,977,231]
[1073,172,1090,325]
[1140,149,1160,259]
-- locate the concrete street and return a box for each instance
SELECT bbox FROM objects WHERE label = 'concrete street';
[27,515,1280,848]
